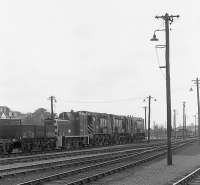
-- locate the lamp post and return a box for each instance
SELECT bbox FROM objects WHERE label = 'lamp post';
[150,13,179,165]
[143,106,147,133]
[194,114,197,136]
[182,101,186,139]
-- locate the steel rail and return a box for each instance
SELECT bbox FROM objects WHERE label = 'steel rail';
[0,139,192,177]
[58,141,197,185]
[1,138,189,165]
[15,147,166,185]
[15,140,195,185]
[0,145,156,178]
[173,167,200,185]
[0,140,169,165]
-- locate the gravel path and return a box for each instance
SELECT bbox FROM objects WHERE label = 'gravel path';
[90,141,200,185]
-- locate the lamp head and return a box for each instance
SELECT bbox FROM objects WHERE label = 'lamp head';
[150,33,159,41]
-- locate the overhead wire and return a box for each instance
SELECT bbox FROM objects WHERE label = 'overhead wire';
[63,96,144,104]
[57,20,165,106]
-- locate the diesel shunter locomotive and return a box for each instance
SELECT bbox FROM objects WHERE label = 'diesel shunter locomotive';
[56,111,145,149]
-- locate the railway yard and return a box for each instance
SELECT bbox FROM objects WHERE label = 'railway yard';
[1,1,200,185]
[1,109,198,185]
[0,138,198,185]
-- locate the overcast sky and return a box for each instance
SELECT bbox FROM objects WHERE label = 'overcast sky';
[1,0,200,127]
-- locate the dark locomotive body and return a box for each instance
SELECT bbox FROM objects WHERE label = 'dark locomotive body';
[57,111,145,149]
[0,111,145,153]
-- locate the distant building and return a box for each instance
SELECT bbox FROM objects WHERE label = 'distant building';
[0,106,11,119]
[0,106,25,119]
[0,106,51,125]
[0,106,10,117]
[0,112,9,119]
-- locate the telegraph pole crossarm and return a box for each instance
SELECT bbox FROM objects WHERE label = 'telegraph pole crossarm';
[155,14,180,21]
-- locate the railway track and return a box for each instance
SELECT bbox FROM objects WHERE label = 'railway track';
[0,139,170,165]
[0,149,62,158]
[0,139,195,185]
[0,140,156,158]
[173,167,200,185]
[0,145,156,178]
[0,138,179,159]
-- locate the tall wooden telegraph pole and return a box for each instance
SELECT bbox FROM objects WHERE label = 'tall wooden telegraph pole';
[48,96,56,119]
[154,13,179,165]
[192,78,200,140]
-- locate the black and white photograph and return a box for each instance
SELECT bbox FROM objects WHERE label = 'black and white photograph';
[0,1,200,185]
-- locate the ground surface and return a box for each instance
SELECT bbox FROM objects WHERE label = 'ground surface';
[90,141,200,185]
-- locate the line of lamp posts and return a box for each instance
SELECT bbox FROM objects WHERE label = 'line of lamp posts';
[149,13,199,165]
[142,104,199,141]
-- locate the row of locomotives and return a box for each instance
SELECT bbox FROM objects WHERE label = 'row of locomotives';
[57,111,145,148]
[0,119,57,154]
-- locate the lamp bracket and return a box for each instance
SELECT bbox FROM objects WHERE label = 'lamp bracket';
[155,45,166,48]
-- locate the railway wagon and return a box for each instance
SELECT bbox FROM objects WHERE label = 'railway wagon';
[18,125,56,152]
[58,110,145,148]
[0,119,56,153]
[0,119,22,153]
